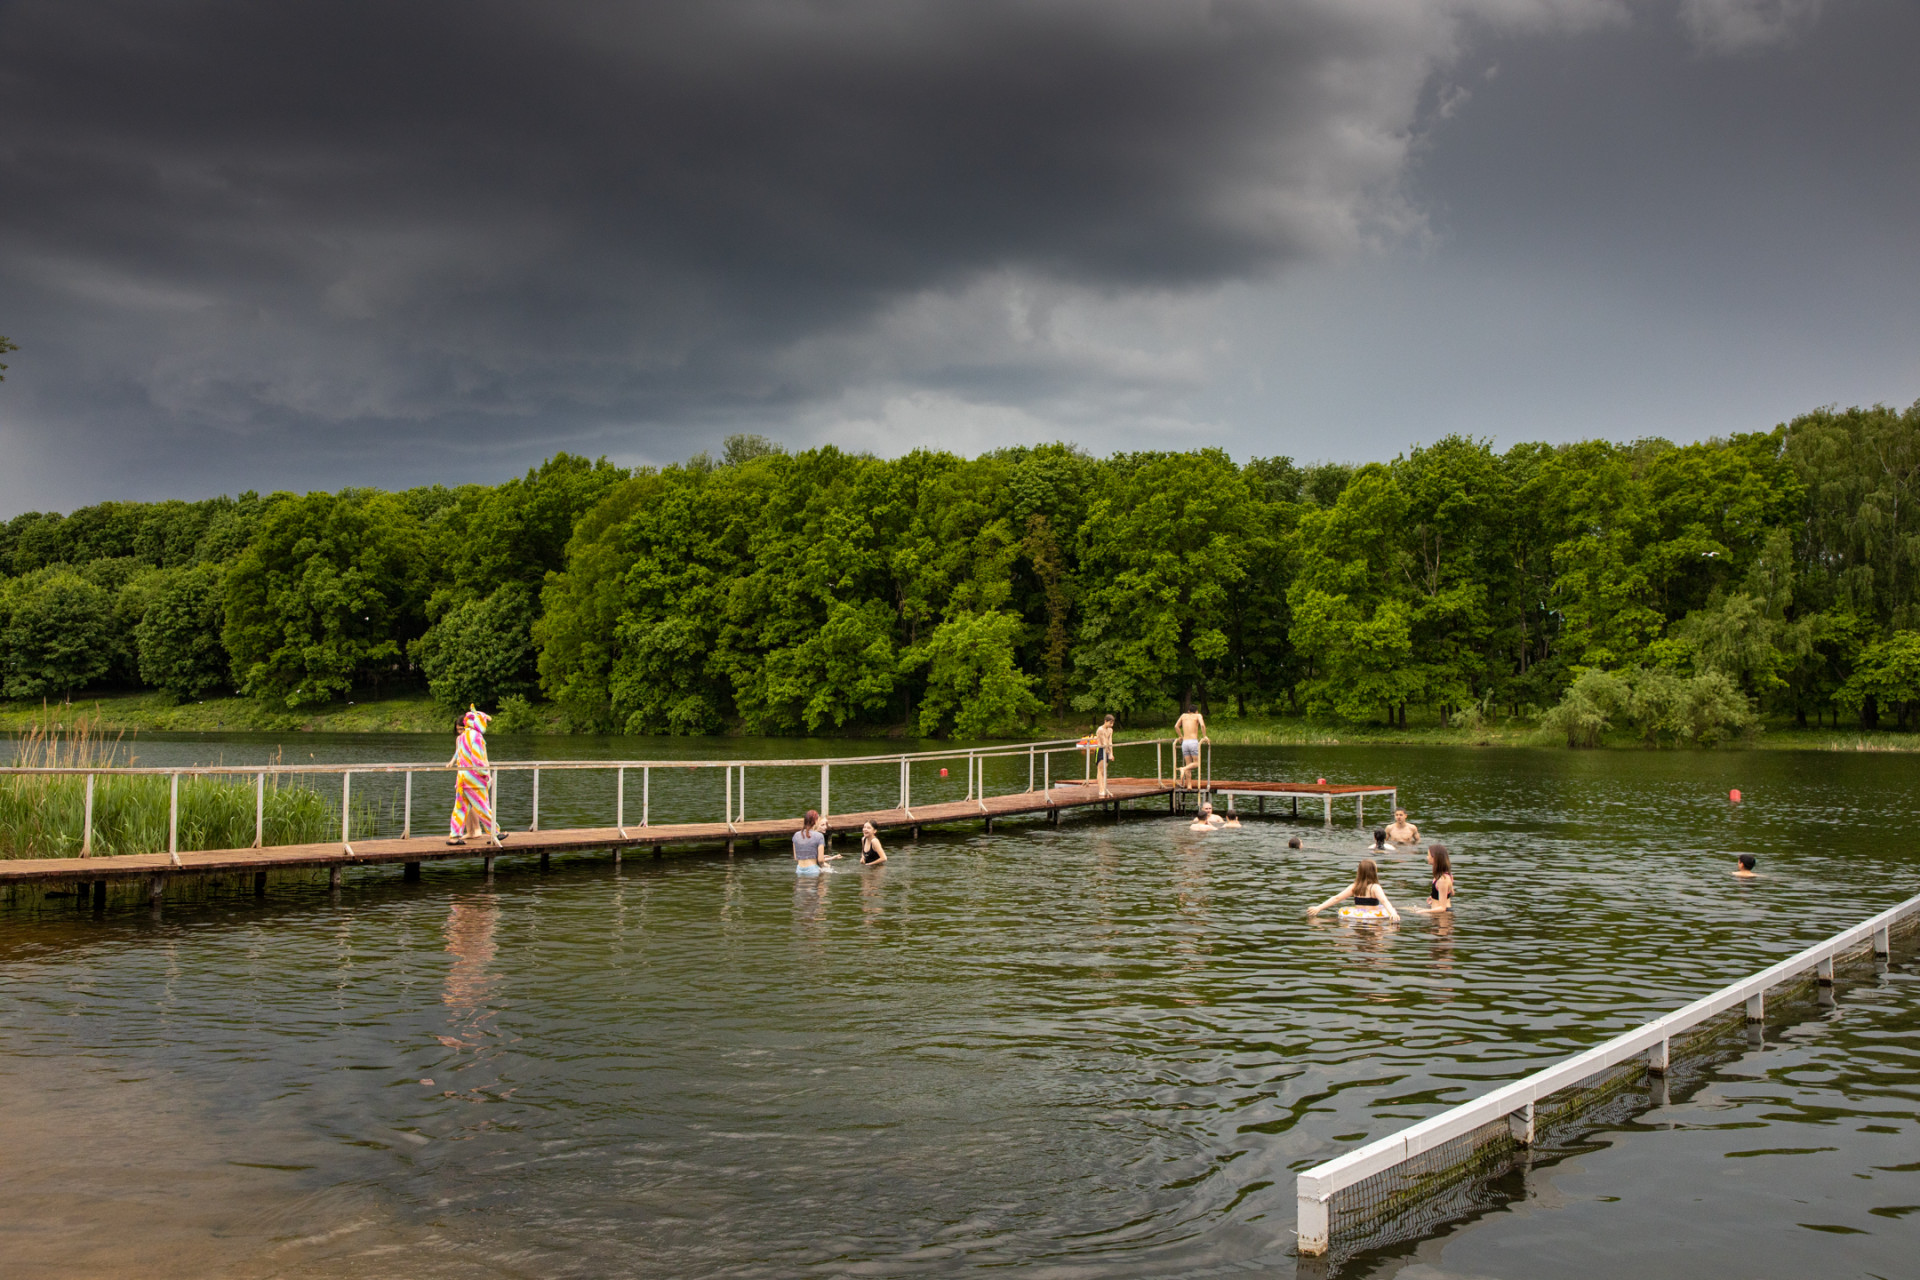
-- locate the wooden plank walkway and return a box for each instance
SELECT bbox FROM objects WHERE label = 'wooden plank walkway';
[0,777,1190,889]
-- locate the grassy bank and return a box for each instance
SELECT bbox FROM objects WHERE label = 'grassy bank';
[0,692,479,735]
[3,692,1915,752]
[0,721,370,859]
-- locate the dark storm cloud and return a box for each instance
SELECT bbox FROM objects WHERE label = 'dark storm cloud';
[0,0,1908,511]
[1,0,1511,504]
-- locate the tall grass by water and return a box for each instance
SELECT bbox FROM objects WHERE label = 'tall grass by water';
[0,719,355,859]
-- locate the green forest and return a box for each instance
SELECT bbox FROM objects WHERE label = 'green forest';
[2,402,1918,743]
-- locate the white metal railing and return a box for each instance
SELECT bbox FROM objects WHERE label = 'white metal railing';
[1295,888,1920,1255]
[0,734,1179,859]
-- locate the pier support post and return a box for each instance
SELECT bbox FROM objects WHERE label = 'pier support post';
[1745,991,1764,1022]
[329,865,342,890]
[148,873,166,906]
[1817,956,1835,985]
[983,816,993,833]
[1357,795,1363,828]
[539,851,550,873]
[1647,1037,1669,1075]
[484,854,495,880]
[913,825,922,839]
[614,847,622,866]
[91,880,106,911]
[254,871,267,897]
[1874,926,1891,957]
[652,844,662,859]
[1508,1102,1536,1146]
[404,861,422,882]
[1297,1192,1329,1258]
[1323,795,1332,826]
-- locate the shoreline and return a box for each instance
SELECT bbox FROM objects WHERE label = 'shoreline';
[0,693,1914,752]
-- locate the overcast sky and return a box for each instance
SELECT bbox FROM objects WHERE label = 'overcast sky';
[1,0,1914,515]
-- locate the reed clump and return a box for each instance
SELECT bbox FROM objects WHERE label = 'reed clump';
[0,717,347,859]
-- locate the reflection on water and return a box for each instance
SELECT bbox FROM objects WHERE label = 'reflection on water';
[0,743,1914,1277]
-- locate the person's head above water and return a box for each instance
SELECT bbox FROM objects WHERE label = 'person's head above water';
[1735,853,1757,876]
[1372,827,1388,848]
[801,809,819,832]
[1428,845,1452,877]
[861,822,876,836]
[1199,803,1213,817]
[1354,858,1381,892]
[1287,836,1303,849]
[1394,808,1408,822]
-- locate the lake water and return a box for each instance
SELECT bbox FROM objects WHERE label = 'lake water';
[1,737,1915,1278]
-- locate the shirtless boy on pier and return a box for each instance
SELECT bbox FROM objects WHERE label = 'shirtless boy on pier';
[1173,709,1207,789]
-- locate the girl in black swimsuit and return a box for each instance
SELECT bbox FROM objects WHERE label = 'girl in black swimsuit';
[1307,858,1400,921]
[859,822,888,865]
[1420,844,1454,913]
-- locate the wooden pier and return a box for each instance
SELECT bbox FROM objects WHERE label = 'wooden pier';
[0,736,1401,904]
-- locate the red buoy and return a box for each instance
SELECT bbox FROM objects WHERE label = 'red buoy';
[1729,788,1742,803]
[940,768,948,778]
[1317,777,1327,785]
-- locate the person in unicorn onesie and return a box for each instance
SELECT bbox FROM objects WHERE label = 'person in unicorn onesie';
[446,705,505,846]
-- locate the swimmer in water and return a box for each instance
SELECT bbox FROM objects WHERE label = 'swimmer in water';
[1308,858,1401,921]
[1189,802,1227,832]
[1371,827,1393,853]
[793,810,838,873]
[1287,836,1303,850]
[1386,809,1419,846]
[1733,853,1757,878]
[1417,844,1454,912]
[1221,810,1241,828]
[859,822,888,866]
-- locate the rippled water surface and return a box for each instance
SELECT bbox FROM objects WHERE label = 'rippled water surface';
[1,741,1916,1277]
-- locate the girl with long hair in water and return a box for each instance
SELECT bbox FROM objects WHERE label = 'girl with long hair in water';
[1308,858,1400,922]
[1418,844,1453,913]
[793,810,839,873]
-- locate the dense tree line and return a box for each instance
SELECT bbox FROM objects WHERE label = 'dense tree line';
[2,402,1918,737]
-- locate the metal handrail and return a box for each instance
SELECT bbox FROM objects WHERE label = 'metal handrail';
[1294,888,1920,1255]
[0,734,1174,776]
[0,733,1179,858]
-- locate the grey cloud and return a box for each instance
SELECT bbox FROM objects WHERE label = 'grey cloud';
[0,0,1909,513]
[0,0,1625,508]
[1679,0,1826,53]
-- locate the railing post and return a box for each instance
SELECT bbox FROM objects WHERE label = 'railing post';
[1817,955,1834,985]
[820,764,830,818]
[1296,1188,1329,1257]
[82,773,95,856]
[341,771,352,845]
[1028,746,1034,792]
[643,766,650,828]
[1874,926,1891,956]
[1508,1101,1536,1146]
[1043,750,1050,798]
[739,765,746,823]
[1745,991,1764,1022]
[617,766,626,832]
[1647,1036,1670,1075]
[1357,794,1364,829]
[1157,740,1162,784]
[725,765,734,831]
[402,770,412,839]
[254,771,264,848]
[168,772,180,864]
[532,767,541,832]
